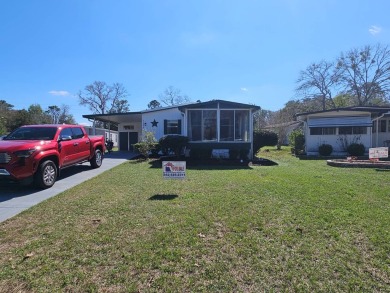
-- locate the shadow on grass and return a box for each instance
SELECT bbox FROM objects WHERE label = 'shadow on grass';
[149,194,179,200]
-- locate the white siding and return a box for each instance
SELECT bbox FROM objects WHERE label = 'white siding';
[306,133,371,155]
[142,108,183,140]
[305,112,373,155]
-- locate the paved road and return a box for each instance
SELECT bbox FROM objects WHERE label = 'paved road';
[0,151,137,223]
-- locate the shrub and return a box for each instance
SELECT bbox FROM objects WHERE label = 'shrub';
[133,131,158,159]
[253,130,278,154]
[289,129,305,155]
[347,143,365,156]
[159,135,189,156]
[318,144,333,156]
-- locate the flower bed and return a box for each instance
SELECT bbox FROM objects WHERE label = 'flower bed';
[327,159,390,169]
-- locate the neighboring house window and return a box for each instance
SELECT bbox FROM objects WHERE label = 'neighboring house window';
[164,119,181,134]
[310,127,336,135]
[339,126,367,135]
[380,120,387,132]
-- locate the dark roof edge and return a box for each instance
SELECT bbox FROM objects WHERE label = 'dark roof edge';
[178,99,260,111]
[82,111,142,119]
[296,106,390,117]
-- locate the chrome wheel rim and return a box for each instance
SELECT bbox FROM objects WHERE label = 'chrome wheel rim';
[43,165,56,186]
[96,151,102,166]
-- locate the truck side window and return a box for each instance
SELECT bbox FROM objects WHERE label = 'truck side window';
[60,128,73,139]
[72,127,85,139]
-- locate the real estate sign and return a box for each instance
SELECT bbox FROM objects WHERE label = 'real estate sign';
[369,147,389,159]
[162,161,186,179]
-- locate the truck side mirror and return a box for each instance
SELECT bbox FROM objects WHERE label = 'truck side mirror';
[59,135,72,141]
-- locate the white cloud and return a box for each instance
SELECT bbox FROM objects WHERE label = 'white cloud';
[369,25,382,36]
[240,87,249,92]
[48,90,71,96]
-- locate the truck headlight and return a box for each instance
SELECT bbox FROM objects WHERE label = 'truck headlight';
[14,149,36,158]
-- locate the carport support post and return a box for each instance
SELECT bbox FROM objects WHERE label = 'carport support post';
[108,122,111,143]
[93,119,96,135]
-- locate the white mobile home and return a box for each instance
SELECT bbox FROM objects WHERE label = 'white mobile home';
[296,107,390,156]
[83,100,260,158]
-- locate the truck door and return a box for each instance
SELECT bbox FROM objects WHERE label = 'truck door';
[58,128,75,167]
[71,127,90,162]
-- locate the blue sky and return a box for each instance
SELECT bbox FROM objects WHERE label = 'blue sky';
[1,0,389,125]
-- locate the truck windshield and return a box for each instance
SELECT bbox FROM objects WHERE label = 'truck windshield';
[4,127,58,141]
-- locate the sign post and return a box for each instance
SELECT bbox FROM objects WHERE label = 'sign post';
[162,161,186,179]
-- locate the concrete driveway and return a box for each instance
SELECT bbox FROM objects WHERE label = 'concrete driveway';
[0,151,137,223]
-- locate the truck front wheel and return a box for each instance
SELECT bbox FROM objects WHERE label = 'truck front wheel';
[90,149,103,168]
[34,160,57,189]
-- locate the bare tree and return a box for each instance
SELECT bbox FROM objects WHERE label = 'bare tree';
[269,108,294,149]
[46,105,61,124]
[78,81,129,114]
[110,99,130,113]
[58,105,76,124]
[337,44,390,106]
[296,60,342,110]
[159,86,191,106]
[253,108,273,131]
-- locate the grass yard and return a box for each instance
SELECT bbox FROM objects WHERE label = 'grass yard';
[0,147,389,292]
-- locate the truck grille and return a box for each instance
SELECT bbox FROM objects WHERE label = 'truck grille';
[0,152,11,164]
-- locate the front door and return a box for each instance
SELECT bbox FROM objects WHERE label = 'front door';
[129,132,138,151]
[119,132,138,151]
[119,132,129,151]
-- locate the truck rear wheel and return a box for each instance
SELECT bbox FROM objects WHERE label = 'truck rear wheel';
[34,160,57,189]
[90,149,103,168]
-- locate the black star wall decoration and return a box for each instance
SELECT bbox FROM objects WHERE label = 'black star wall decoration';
[151,119,159,127]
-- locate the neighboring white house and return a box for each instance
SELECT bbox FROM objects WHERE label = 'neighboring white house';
[83,126,119,147]
[296,106,390,156]
[83,100,260,158]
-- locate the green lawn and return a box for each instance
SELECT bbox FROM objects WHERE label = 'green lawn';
[0,148,389,292]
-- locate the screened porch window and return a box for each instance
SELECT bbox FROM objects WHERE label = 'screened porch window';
[188,109,250,142]
[187,110,217,141]
[220,110,234,141]
[203,110,217,141]
[235,110,249,141]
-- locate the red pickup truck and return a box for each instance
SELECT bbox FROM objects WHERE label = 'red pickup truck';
[0,124,105,189]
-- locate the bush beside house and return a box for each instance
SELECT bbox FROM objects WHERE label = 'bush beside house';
[347,143,365,156]
[159,135,189,157]
[253,130,278,154]
[288,129,305,155]
[318,144,333,156]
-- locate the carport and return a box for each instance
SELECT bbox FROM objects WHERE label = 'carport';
[83,112,142,151]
